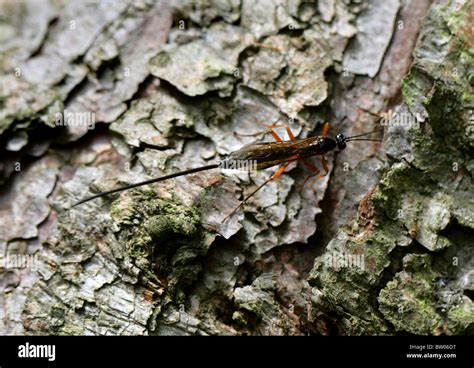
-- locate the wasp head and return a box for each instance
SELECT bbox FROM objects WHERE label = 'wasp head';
[335,133,347,150]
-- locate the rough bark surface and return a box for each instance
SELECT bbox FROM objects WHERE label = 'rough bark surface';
[0,0,472,335]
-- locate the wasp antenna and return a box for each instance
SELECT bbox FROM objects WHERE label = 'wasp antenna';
[346,138,383,143]
[345,128,384,140]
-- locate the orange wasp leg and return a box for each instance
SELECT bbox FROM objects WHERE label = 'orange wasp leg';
[299,160,321,192]
[235,118,296,142]
[268,129,284,143]
[317,123,330,180]
[309,156,330,187]
[264,124,297,142]
[298,123,331,193]
[256,118,297,142]
[320,156,329,176]
[322,122,330,136]
[223,156,299,222]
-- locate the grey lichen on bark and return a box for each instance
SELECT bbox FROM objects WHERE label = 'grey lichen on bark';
[0,0,471,336]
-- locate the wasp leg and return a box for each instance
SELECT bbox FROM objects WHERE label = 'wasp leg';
[319,156,329,177]
[255,118,297,142]
[267,128,284,143]
[236,118,297,142]
[298,160,321,193]
[322,122,330,137]
[268,120,327,142]
[263,123,296,142]
[223,157,298,222]
[311,156,330,185]
[299,156,331,194]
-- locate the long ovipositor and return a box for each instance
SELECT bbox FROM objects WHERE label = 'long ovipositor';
[71,126,383,215]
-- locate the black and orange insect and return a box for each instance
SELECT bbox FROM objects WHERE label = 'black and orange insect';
[72,121,382,220]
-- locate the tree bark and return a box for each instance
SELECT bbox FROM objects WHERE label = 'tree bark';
[0,0,472,335]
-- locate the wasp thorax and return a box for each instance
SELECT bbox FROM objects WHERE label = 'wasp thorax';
[310,138,325,146]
